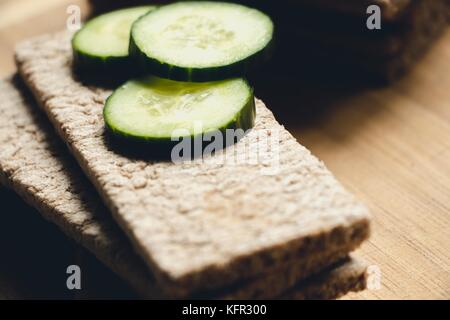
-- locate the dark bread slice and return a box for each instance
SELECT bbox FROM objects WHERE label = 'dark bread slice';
[0,77,368,299]
[15,32,370,297]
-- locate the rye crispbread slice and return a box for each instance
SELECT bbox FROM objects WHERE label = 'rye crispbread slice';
[281,257,368,300]
[15,32,370,296]
[0,78,369,299]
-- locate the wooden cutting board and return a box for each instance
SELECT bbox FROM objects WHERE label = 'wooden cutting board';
[0,0,448,299]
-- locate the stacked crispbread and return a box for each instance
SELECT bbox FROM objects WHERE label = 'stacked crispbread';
[0,26,373,299]
[0,76,369,299]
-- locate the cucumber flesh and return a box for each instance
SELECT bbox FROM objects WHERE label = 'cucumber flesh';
[130,1,274,82]
[72,6,156,72]
[104,76,255,144]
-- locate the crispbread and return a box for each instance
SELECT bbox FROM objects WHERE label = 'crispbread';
[0,78,158,298]
[0,78,369,299]
[15,32,370,296]
[281,257,368,300]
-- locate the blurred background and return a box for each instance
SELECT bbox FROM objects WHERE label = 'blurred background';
[0,0,449,299]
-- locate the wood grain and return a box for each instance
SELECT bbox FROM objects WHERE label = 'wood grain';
[292,32,450,299]
[0,0,449,299]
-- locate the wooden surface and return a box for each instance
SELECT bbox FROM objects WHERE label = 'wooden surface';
[0,0,449,299]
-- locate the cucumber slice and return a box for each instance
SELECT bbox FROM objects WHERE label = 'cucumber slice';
[104,76,255,147]
[130,1,274,82]
[72,6,156,73]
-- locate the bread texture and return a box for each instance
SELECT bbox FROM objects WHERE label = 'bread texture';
[281,257,368,300]
[15,32,370,296]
